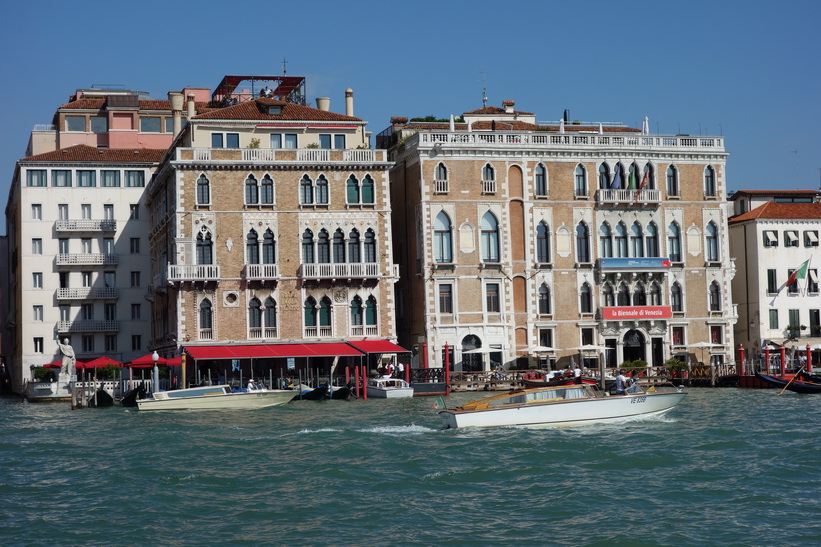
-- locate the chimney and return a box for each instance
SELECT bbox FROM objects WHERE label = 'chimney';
[316,97,330,111]
[503,100,515,114]
[168,92,183,137]
[345,88,354,117]
[186,93,196,119]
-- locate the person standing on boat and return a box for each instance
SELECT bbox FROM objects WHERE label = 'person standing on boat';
[615,370,629,395]
[247,379,256,391]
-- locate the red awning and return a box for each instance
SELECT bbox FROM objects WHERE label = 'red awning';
[183,342,365,361]
[41,359,86,369]
[347,340,409,354]
[77,356,122,369]
[127,353,168,367]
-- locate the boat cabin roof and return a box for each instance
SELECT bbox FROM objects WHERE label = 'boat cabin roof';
[458,385,602,411]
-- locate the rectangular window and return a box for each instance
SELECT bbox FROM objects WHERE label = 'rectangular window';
[105,334,117,352]
[439,284,453,314]
[104,271,116,288]
[808,269,819,294]
[789,309,800,338]
[486,283,500,312]
[60,305,70,322]
[140,117,161,133]
[103,204,114,220]
[77,170,96,187]
[130,204,139,220]
[538,328,554,348]
[130,238,140,254]
[164,117,174,133]
[767,269,778,294]
[82,303,94,320]
[103,238,114,254]
[58,239,69,253]
[805,231,819,247]
[131,335,142,351]
[101,170,120,187]
[80,271,91,288]
[32,272,43,289]
[672,326,685,346]
[31,204,42,220]
[33,305,43,322]
[52,170,72,187]
[319,134,332,149]
[130,271,140,287]
[33,337,44,353]
[81,238,92,253]
[769,309,779,329]
[32,238,42,255]
[27,170,47,187]
[58,204,68,220]
[82,335,94,353]
[91,116,108,133]
[334,134,346,149]
[66,115,85,131]
[710,325,723,345]
[581,328,594,346]
[131,303,141,320]
[81,204,91,219]
[763,231,778,247]
[226,133,239,148]
[270,134,298,149]
[105,303,117,321]
[810,309,820,337]
[785,231,799,247]
[211,133,223,148]
[284,134,297,149]
[125,170,145,187]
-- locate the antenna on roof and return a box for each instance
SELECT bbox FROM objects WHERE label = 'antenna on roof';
[478,71,488,107]
[281,58,288,75]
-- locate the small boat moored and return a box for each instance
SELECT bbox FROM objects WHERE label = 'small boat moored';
[439,383,685,429]
[136,385,294,411]
[755,372,821,394]
[366,377,414,398]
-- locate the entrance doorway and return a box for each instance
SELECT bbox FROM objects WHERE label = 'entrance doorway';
[623,330,646,363]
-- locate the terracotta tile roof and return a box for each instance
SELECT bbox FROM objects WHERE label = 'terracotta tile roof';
[729,201,821,223]
[463,105,535,116]
[60,99,106,110]
[193,98,362,122]
[21,145,167,163]
[731,189,820,198]
[401,120,638,133]
[470,120,541,131]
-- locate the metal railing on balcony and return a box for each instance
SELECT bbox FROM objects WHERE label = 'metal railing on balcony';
[482,179,497,194]
[350,325,378,337]
[199,328,213,341]
[55,219,117,232]
[596,188,662,204]
[304,326,333,338]
[56,253,119,266]
[168,264,221,282]
[56,320,119,333]
[180,148,386,164]
[248,327,278,340]
[299,263,381,279]
[433,179,449,194]
[243,264,279,280]
[56,287,119,300]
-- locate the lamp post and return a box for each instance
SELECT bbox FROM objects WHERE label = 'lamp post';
[152,350,159,394]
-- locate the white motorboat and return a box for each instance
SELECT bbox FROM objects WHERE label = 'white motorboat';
[366,377,414,398]
[439,383,685,429]
[136,385,294,411]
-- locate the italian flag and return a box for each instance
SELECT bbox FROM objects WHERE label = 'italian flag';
[786,259,810,288]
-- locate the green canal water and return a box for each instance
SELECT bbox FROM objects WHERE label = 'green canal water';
[2,388,820,546]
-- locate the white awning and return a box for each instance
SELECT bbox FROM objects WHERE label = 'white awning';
[764,231,778,246]
[807,231,819,244]
[809,269,818,284]
[785,231,798,245]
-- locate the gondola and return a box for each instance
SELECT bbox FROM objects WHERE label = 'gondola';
[755,372,821,394]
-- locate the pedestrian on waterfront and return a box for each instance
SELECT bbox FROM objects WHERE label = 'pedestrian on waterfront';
[615,370,628,395]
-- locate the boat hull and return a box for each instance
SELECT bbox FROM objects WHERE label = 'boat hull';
[440,391,685,429]
[755,373,821,394]
[136,387,294,411]
[366,386,415,398]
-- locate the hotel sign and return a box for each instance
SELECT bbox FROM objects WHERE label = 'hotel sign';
[602,306,673,320]
[599,258,671,270]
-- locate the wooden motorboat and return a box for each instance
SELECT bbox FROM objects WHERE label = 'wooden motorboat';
[366,377,414,398]
[755,372,821,394]
[136,385,293,411]
[439,383,685,429]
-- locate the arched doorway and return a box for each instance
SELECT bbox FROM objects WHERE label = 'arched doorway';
[461,334,483,372]
[623,330,646,363]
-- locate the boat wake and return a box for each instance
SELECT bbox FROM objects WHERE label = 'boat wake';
[358,424,435,436]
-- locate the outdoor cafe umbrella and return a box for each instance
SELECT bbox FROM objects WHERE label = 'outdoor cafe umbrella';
[685,341,718,365]
[76,356,122,369]
[527,345,557,353]
[42,359,87,369]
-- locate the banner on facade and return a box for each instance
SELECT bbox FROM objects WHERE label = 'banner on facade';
[599,257,671,270]
[602,306,673,320]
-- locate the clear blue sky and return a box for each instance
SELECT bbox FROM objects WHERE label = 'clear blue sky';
[2,0,820,234]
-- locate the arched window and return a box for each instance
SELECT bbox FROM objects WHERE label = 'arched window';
[197,174,210,205]
[704,165,716,197]
[346,174,360,204]
[536,221,550,263]
[709,281,721,311]
[300,175,313,204]
[598,163,610,189]
[642,163,655,189]
[246,229,260,264]
[535,164,547,196]
[645,223,659,257]
[350,296,363,326]
[362,175,375,204]
[262,229,276,264]
[434,211,453,263]
[602,283,615,307]
[633,282,646,306]
[317,229,330,263]
[333,229,346,263]
[649,282,662,306]
[435,162,448,181]
[301,229,315,263]
[576,222,590,263]
[615,222,628,258]
[599,223,613,258]
[706,221,719,261]
[580,283,592,314]
[671,282,683,312]
[482,163,495,181]
[667,222,681,262]
[248,298,262,329]
[364,229,376,262]
[261,175,274,204]
[612,163,624,189]
[196,228,213,265]
[319,296,332,327]
[304,297,317,327]
[316,175,329,204]
[199,298,213,331]
[618,282,631,306]
[574,164,587,196]
[538,284,551,315]
[245,174,259,204]
[481,212,500,263]
[365,296,377,326]
[348,229,361,263]
[630,222,644,258]
[666,165,679,196]
[628,163,640,189]
[264,297,277,333]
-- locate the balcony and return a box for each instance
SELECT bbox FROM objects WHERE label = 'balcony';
[178,147,387,165]
[350,326,378,337]
[596,188,661,206]
[482,179,497,194]
[299,263,381,280]
[56,320,119,333]
[56,287,119,300]
[433,179,449,194]
[56,253,119,266]
[243,264,279,281]
[249,327,278,339]
[304,326,333,338]
[168,264,221,282]
[56,219,117,232]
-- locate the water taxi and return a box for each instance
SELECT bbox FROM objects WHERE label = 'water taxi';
[439,383,685,429]
[366,377,414,398]
[136,385,294,411]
